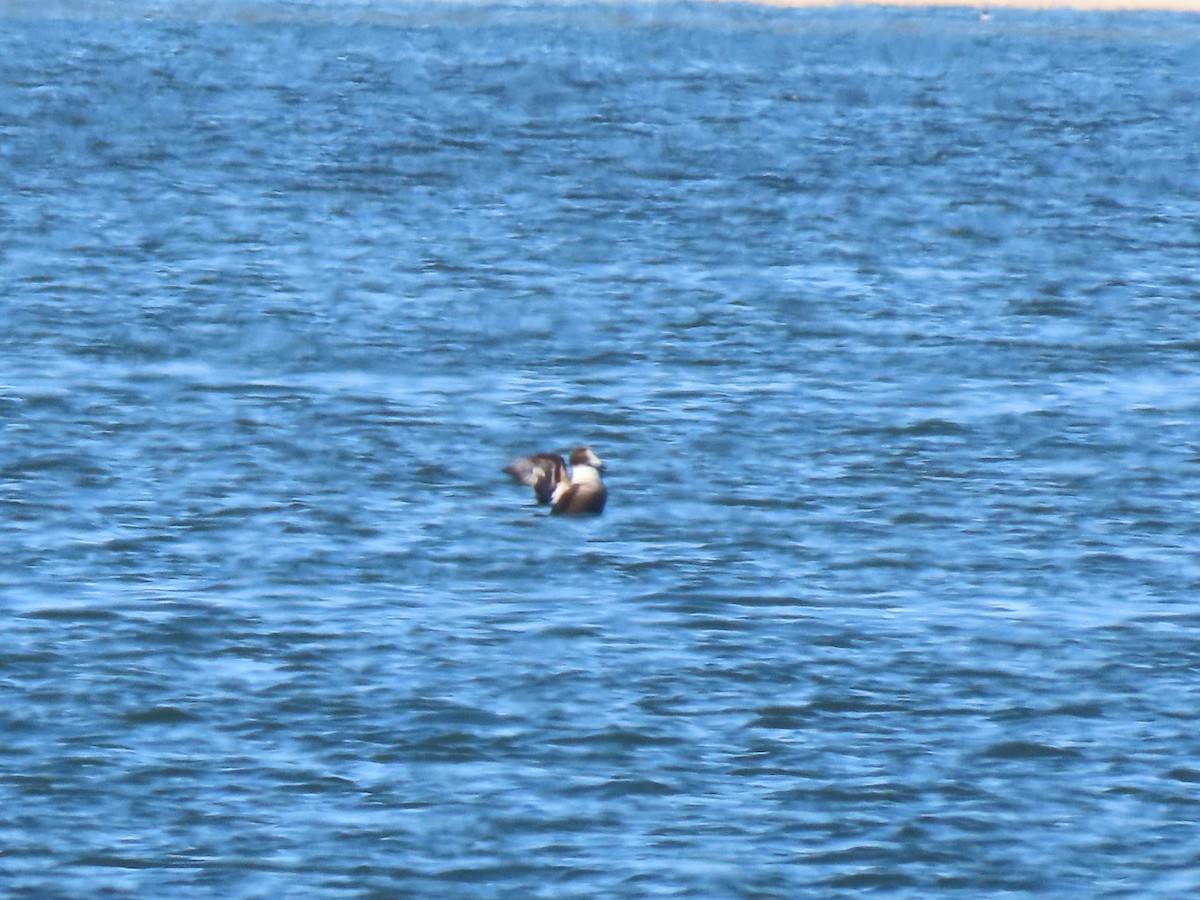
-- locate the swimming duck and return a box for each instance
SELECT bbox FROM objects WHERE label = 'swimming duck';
[504,446,607,515]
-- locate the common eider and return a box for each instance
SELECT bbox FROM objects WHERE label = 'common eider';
[504,446,607,515]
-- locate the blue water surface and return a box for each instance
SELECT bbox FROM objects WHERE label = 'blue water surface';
[3,1,1200,895]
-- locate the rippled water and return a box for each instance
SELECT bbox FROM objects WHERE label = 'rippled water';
[3,1,1200,895]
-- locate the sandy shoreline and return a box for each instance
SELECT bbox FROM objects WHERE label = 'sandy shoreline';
[742,0,1200,11]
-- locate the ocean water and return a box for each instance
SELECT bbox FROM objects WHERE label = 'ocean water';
[3,1,1200,895]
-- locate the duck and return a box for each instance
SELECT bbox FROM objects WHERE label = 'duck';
[504,446,607,515]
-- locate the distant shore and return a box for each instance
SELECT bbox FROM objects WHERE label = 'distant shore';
[741,0,1199,11]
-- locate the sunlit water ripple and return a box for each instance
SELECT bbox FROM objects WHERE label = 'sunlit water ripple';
[2,1,1200,895]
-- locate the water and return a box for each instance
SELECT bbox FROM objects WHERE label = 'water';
[3,1,1200,895]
